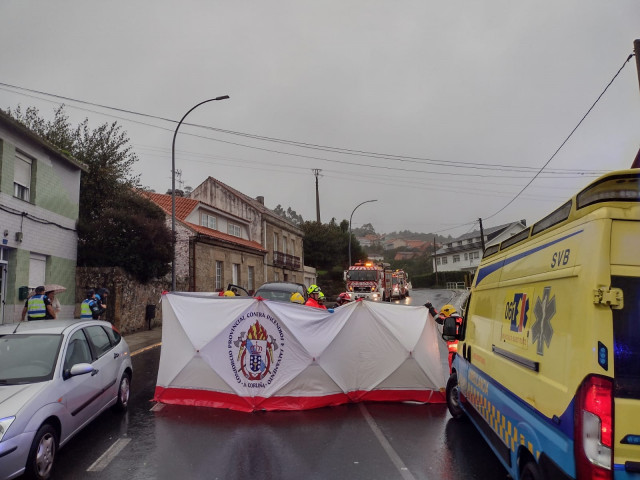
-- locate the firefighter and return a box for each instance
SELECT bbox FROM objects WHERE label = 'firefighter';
[425,302,463,373]
[305,284,324,309]
[335,292,352,306]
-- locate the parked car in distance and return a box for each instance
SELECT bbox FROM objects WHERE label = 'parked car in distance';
[254,282,308,303]
[0,319,133,480]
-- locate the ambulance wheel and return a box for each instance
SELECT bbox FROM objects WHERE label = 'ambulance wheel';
[446,372,465,419]
[520,459,542,480]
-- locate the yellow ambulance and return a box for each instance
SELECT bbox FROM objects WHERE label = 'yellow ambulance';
[443,169,640,480]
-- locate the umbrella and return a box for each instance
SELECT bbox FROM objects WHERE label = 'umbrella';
[44,284,66,293]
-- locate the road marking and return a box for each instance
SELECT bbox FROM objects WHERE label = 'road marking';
[358,403,417,480]
[87,438,131,472]
[150,402,165,412]
[131,342,162,357]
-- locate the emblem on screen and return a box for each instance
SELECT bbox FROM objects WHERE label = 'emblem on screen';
[229,312,284,387]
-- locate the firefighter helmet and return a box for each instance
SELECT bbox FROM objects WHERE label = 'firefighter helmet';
[290,292,305,304]
[307,284,321,295]
[440,304,457,316]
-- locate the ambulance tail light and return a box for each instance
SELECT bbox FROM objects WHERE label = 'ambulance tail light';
[574,375,613,480]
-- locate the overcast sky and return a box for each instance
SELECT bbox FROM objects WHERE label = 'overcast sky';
[1,1,638,237]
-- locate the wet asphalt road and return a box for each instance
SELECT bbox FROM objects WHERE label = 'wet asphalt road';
[48,289,509,480]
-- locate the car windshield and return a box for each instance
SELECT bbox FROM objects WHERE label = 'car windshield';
[257,288,299,302]
[348,270,378,281]
[0,334,62,384]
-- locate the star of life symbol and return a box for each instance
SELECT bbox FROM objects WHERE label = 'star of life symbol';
[531,287,556,356]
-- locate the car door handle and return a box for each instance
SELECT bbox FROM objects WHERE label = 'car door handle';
[114,352,120,359]
[91,369,99,376]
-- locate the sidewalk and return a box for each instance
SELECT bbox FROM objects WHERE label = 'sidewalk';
[123,326,162,354]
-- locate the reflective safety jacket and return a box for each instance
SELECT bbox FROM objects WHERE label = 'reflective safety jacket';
[27,294,47,320]
[305,297,325,309]
[80,298,95,319]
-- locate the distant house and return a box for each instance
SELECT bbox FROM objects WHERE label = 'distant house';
[394,252,417,261]
[0,110,88,324]
[384,238,407,250]
[433,220,527,273]
[356,234,381,247]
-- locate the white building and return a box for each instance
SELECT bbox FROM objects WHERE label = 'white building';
[433,220,527,273]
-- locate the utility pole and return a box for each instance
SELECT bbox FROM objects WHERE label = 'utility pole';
[433,235,438,287]
[478,218,486,253]
[312,169,322,223]
[633,40,640,169]
[634,39,640,95]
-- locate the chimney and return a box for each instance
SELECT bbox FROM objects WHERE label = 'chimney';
[256,196,264,205]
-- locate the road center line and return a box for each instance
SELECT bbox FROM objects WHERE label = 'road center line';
[358,403,417,480]
[86,437,131,472]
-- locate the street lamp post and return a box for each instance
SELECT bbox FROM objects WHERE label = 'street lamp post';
[348,199,377,267]
[171,95,229,291]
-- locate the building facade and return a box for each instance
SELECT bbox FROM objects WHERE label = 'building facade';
[146,176,310,294]
[433,220,527,273]
[189,177,307,286]
[0,110,87,324]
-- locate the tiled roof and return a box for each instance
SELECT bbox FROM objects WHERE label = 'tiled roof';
[143,192,199,220]
[142,191,266,252]
[187,222,266,252]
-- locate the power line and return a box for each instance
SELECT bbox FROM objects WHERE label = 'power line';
[484,52,636,220]
[0,81,610,177]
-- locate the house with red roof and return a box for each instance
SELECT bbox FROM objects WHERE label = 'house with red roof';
[144,176,309,293]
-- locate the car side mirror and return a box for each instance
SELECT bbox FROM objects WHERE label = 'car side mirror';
[442,316,460,342]
[69,363,95,377]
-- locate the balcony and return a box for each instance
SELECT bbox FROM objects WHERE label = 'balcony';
[273,251,301,270]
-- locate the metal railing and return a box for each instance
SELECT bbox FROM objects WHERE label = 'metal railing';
[273,251,301,270]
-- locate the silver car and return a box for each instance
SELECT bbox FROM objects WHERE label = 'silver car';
[0,320,133,480]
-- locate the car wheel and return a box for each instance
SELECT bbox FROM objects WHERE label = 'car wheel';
[446,372,465,419]
[520,459,542,480]
[113,371,131,412]
[26,424,57,480]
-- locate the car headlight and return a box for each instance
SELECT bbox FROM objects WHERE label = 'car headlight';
[0,417,15,442]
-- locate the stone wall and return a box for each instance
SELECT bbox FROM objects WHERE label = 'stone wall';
[76,267,169,335]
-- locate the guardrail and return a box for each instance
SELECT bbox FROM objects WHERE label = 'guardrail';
[446,282,467,289]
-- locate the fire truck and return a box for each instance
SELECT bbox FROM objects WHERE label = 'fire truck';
[344,261,393,301]
[390,269,410,300]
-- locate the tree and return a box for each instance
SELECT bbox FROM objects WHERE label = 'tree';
[7,105,171,282]
[302,218,365,271]
[273,204,304,226]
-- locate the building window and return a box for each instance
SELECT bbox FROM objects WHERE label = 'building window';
[228,223,241,237]
[14,152,32,201]
[215,261,223,290]
[232,263,240,284]
[274,272,280,282]
[248,266,254,292]
[436,258,441,265]
[474,251,480,259]
[273,233,279,252]
[442,257,448,264]
[282,237,287,256]
[201,213,216,230]
[453,255,460,263]
[464,253,468,260]
[289,239,295,255]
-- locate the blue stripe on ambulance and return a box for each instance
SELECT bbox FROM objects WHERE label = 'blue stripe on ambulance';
[475,230,583,286]
[456,359,577,478]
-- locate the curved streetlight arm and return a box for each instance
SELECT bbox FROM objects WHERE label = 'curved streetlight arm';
[172,95,230,291]
[348,199,377,267]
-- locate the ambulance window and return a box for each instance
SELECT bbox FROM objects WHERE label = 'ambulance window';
[500,227,531,250]
[576,173,640,209]
[483,245,499,258]
[532,200,572,236]
[611,276,640,399]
